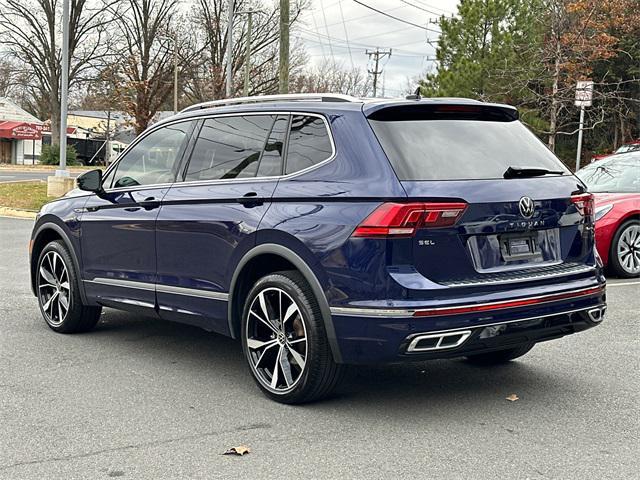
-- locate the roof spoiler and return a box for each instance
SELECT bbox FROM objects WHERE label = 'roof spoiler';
[364,100,519,122]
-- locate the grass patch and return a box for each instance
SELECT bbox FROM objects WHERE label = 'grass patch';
[0,181,51,211]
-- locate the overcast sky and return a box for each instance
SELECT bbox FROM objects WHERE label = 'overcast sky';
[295,0,460,96]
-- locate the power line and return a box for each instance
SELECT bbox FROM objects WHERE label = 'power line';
[351,0,440,33]
[399,0,443,16]
[411,0,455,15]
[301,4,409,29]
[319,0,335,58]
[297,28,430,54]
[310,11,327,58]
[337,0,355,69]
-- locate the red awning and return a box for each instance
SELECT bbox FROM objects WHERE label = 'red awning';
[0,121,43,140]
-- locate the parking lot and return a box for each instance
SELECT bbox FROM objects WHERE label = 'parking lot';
[1,215,638,479]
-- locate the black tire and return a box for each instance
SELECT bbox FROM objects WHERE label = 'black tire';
[241,271,343,404]
[36,240,102,333]
[464,343,534,365]
[608,219,640,278]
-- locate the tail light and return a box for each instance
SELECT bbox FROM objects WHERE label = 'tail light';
[352,202,467,238]
[571,193,594,217]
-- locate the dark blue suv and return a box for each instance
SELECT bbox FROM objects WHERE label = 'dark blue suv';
[30,94,606,403]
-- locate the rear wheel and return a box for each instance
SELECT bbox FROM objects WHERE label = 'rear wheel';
[241,271,343,404]
[609,220,640,278]
[36,240,102,333]
[464,343,534,365]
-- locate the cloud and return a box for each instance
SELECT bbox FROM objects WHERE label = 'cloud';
[296,0,459,95]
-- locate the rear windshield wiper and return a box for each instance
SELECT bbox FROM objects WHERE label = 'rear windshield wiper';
[503,166,565,179]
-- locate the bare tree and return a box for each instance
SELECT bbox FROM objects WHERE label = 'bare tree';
[0,0,117,144]
[290,59,371,97]
[107,0,208,133]
[184,0,308,103]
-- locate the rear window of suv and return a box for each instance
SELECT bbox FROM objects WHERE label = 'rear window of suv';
[368,108,568,181]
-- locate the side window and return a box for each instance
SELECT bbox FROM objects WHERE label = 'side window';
[185,115,274,181]
[110,122,192,189]
[256,115,288,177]
[285,115,333,175]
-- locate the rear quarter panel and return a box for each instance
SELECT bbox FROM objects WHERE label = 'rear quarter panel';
[258,110,406,305]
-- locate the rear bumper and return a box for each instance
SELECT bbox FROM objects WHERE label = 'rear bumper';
[330,283,606,364]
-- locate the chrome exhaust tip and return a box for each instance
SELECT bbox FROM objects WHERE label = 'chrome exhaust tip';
[587,306,606,323]
[406,330,472,353]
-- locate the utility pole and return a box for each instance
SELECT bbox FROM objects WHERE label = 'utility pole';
[226,0,235,98]
[237,10,258,97]
[173,30,178,113]
[366,48,392,98]
[278,0,289,94]
[58,0,70,175]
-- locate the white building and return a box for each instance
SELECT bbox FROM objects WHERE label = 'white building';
[0,98,43,165]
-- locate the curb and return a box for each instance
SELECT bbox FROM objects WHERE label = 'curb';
[0,206,37,219]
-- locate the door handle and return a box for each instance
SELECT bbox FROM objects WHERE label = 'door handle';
[236,191,263,207]
[138,196,160,210]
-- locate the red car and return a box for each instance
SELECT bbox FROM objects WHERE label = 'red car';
[592,140,640,162]
[577,152,640,277]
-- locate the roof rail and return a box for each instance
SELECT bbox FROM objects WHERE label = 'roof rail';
[180,93,360,113]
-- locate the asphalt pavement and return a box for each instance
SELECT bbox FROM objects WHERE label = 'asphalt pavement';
[1,216,638,479]
[0,170,62,183]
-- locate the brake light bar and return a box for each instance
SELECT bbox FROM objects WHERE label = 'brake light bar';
[571,193,594,217]
[413,285,604,317]
[352,202,467,238]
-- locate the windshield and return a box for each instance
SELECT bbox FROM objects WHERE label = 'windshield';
[577,153,640,193]
[615,143,640,154]
[368,118,569,181]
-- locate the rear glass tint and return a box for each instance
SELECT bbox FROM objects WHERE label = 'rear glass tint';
[369,118,568,181]
[285,115,333,175]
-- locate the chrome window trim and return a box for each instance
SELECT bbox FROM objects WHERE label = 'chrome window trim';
[85,278,229,301]
[330,285,605,318]
[100,111,337,194]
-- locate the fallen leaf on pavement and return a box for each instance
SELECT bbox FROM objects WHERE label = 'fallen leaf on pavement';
[223,445,251,456]
[506,394,519,402]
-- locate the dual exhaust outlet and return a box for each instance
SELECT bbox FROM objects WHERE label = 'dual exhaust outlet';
[406,305,606,354]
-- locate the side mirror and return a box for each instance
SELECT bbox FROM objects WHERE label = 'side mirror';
[77,169,104,194]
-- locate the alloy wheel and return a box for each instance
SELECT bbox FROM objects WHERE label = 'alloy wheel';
[245,287,308,393]
[617,224,640,275]
[38,251,71,326]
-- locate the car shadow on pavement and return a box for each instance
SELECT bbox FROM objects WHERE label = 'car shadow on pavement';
[89,309,572,413]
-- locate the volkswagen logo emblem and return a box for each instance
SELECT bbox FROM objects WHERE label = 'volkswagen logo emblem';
[519,196,535,219]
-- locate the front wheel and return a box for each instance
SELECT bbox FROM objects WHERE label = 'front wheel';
[36,240,102,333]
[609,220,640,278]
[241,271,343,404]
[464,343,534,365]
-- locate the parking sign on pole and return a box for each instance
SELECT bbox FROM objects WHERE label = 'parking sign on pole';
[574,80,594,172]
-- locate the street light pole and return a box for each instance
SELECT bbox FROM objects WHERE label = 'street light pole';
[225,0,235,98]
[57,0,70,176]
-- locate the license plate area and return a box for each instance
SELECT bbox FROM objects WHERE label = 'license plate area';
[467,228,562,272]
[500,233,537,260]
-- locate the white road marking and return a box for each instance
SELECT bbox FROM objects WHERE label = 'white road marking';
[607,281,640,287]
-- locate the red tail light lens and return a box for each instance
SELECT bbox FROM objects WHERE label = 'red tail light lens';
[352,202,467,238]
[571,193,594,217]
